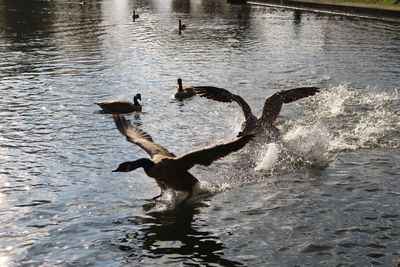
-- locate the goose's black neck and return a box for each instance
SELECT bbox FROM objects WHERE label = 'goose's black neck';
[177,78,183,91]
[133,96,140,105]
[113,158,154,172]
[132,158,154,171]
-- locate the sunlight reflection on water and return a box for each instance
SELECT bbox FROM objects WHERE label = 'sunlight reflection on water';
[1,0,400,266]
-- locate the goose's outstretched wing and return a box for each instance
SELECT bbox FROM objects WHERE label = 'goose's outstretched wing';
[260,87,320,124]
[175,134,253,170]
[113,114,175,158]
[194,86,254,121]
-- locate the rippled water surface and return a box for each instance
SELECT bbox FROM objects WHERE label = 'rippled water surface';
[1,0,400,266]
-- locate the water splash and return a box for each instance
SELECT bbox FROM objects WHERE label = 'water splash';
[282,123,332,165]
[316,84,353,117]
[254,124,331,173]
[148,181,229,210]
[254,84,400,172]
[254,143,280,173]
[305,84,400,151]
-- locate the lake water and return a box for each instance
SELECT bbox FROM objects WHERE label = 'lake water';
[0,0,399,266]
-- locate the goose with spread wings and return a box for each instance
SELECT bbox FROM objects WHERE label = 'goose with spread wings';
[112,114,252,203]
[194,86,320,138]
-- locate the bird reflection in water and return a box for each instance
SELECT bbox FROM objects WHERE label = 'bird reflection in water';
[112,203,243,266]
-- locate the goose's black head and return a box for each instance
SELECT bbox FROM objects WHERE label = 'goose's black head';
[134,93,142,101]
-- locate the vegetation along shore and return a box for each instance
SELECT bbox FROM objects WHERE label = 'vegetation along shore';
[245,0,400,21]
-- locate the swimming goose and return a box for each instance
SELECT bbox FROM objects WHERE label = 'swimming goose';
[178,19,186,35]
[112,114,253,203]
[194,86,320,138]
[132,10,139,21]
[96,93,142,113]
[173,78,195,100]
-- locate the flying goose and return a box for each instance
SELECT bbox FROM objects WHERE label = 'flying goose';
[112,114,252,203]
[194,86,320,137]
[96,93,142,113]
[173,78,195,100]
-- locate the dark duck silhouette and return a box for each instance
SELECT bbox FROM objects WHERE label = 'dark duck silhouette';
[112,114,253,203]
[173,78,196,100]
[194,86,320,139]
[178,19,186,35]
[96,93,142,113]
[132,10,139,21]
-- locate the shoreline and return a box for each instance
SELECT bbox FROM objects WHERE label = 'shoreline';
[247,0,400,21]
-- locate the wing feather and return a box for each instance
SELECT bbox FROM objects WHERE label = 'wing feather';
[113,114,175,158]
[194,86,254,120]
[260,87,320,124]
[174,134,253,170]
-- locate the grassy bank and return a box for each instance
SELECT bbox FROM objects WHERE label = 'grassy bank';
[252,0,400,19]
[308,0,400,8]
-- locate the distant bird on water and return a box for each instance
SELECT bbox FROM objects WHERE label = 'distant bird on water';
[96,93,142,113]
[132,10,139,21]
[194,86,320,138]
[173,78,196,100]
[112,114,253,204]
[178,19,186,35]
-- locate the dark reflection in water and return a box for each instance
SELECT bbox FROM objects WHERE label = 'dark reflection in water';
[200,0,226,14]
[1,0,53,40]
[0,0,105,80]
[114,204,243,266]
[172,0,192,13]
[230,4,252,47]
[293,10,302,25]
